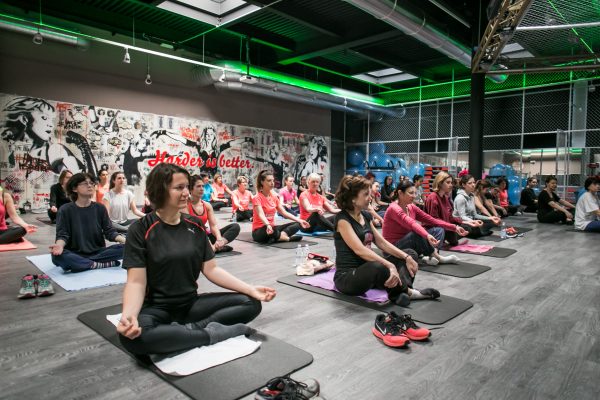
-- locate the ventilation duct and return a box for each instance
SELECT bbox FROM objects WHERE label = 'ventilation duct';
[0,21,89,50]
[196,67,406,119]
[342,0,507,83]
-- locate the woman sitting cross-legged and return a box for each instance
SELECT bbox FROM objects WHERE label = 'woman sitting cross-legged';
[252,170,310,243]
[574,176,600,232]
[231,175,253,222]
[383,179,467,265]
[50,173,125,273]
[299,172,340,233]
[424,172,481,246]
[103,171,145,232]
[537,175,576,224]
[334,175,440,307]
[48,170,73,223]
[117,163,275,355]
[453,175,501,238]
[0,186,38,244]
[185,175,240,253]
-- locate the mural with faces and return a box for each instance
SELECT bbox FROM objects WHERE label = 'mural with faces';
[0,93,329,208]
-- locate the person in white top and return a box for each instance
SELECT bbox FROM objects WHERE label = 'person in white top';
[103,171,145,232]
[575,176,600,232]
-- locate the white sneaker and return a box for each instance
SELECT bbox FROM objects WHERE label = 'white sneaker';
[439,254,460,264]
[422,256,439,266]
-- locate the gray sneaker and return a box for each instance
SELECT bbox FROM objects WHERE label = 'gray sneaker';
[36,274,55,296]
[18,274,36,299]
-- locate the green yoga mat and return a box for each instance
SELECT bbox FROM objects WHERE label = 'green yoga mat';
[78,304,313,400]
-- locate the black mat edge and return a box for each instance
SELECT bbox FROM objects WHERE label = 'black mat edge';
[418,261,491,278]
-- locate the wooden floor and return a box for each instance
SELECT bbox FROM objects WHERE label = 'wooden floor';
[1,210,598,400]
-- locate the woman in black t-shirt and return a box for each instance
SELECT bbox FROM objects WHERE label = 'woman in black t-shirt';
[117,164,276,355]
[537,176,575,224]
[333,175,439,307]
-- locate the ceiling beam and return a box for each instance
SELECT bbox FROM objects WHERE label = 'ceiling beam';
[259,7,342,38]
[350,48,439,82]
[278,29,404,65]
[227,22,296,52]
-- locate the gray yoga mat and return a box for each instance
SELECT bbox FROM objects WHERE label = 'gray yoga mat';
[215,250,242,258]
[78,304,313,400]
[237,232,318,249]
[446,246,517,258]
[491,226,534,233]
[297,231,334,240]
[419,261,491,278]
[277,275,472,325]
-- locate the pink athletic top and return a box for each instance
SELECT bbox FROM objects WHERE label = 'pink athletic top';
[299,190,326,220]
[0,192,7,231]
[232,189,252,212]
[252,192,280,231]
[280,187,297,205]
[212,183,229,199]
[498,189,509,207]
[382,202,456,244]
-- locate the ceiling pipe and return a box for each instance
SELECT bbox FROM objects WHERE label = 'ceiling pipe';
[342,0,507,83]
[0,20,89,50]
[202,68,406,119]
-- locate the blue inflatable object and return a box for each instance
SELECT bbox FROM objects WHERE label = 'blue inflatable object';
[576,187,586,202]
[369,142,386,155]
[489,164,506,177]
[505,165,515,177]
[347,148,366,167]
[395,157,407,169]
[396,167,409,179]
[372,171,389,183]
[345,169,366,177]
[509,186,521,205]
[369,153,393,168]
[409,164,425,179]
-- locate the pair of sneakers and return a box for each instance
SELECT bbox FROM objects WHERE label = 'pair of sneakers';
[18,274,55,299]
[255,376,325,400]
[372,312,430,348]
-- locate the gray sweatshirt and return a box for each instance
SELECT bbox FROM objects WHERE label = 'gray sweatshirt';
[453,189,493,222]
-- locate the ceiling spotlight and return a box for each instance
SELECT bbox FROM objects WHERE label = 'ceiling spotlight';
[32,29,43,45]
[343,98,348,107]
[145,55,152,85]
[145,73,152,85]
[123,48,130,64]
[218,70,226,82]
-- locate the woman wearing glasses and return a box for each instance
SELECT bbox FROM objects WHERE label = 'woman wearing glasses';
[50,173,125,273]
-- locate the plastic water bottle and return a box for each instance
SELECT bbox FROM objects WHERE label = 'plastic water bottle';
[232,212,237,223]
[500,222,507,239]
[295,244,303,267]
[303,244,310,260]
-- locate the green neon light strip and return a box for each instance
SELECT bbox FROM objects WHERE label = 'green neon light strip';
[220,61,385,105]
[296,61,392,90]
[547,0,596,55]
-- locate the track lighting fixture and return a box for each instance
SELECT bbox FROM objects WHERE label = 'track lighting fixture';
[123,47,130,64]
[218,70,226,82]
[145,55,152,85]
[32,28,43,44]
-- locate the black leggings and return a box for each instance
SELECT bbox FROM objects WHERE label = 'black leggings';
[334,249,418,302]
[0,226,27,244]
[235,210,253,222]
[462,221,496,238]
[210,201,227,211]
[301,212,334,233]
[252,222,300,243]
[207,223,240,244]
[538,210,568,224]
[119,292,261,355]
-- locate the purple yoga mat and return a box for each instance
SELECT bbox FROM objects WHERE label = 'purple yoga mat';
[297,269,389,303]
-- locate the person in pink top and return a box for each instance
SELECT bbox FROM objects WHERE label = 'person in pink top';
[211,173,233,210]
[0,186,38,244]
[252,170,310,243]
[95,170,110,204]
[279,175,300,216]
[496,177,521,216]
[383,179,468,265]
[231,175,253,222]
[299,173,340,233]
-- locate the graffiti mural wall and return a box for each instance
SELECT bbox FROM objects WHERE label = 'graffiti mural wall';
[0,94,330,209]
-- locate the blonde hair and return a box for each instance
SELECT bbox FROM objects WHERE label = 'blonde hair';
[432,171,452,192]
[307,172,321,182]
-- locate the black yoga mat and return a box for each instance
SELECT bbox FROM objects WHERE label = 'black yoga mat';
[468,234,505,242]
[78,305,313,400]
[419,261,491,278]
[446,246,517,258]
[297,231,334,240]
[215,250,242,258]
[237,232,318,249]
[277,275,472,325]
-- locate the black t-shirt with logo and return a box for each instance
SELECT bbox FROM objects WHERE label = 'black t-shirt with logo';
[123,212,215,307]
[334,210,374,271]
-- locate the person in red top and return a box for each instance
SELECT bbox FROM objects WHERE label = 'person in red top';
[279,175,300,216]
[252,170,310,243]
[231,175,253,222]
[210,173,232,210]
[383,179,468,265]
[424,172,481,246]
[185,175,240,252]
[0,186,37,244]
[496,177,520,216]
[299,173,340,233]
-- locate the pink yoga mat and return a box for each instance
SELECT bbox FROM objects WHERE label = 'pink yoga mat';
[448,244,493,253]
[298,269,389,303]
[0,238,37,252]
